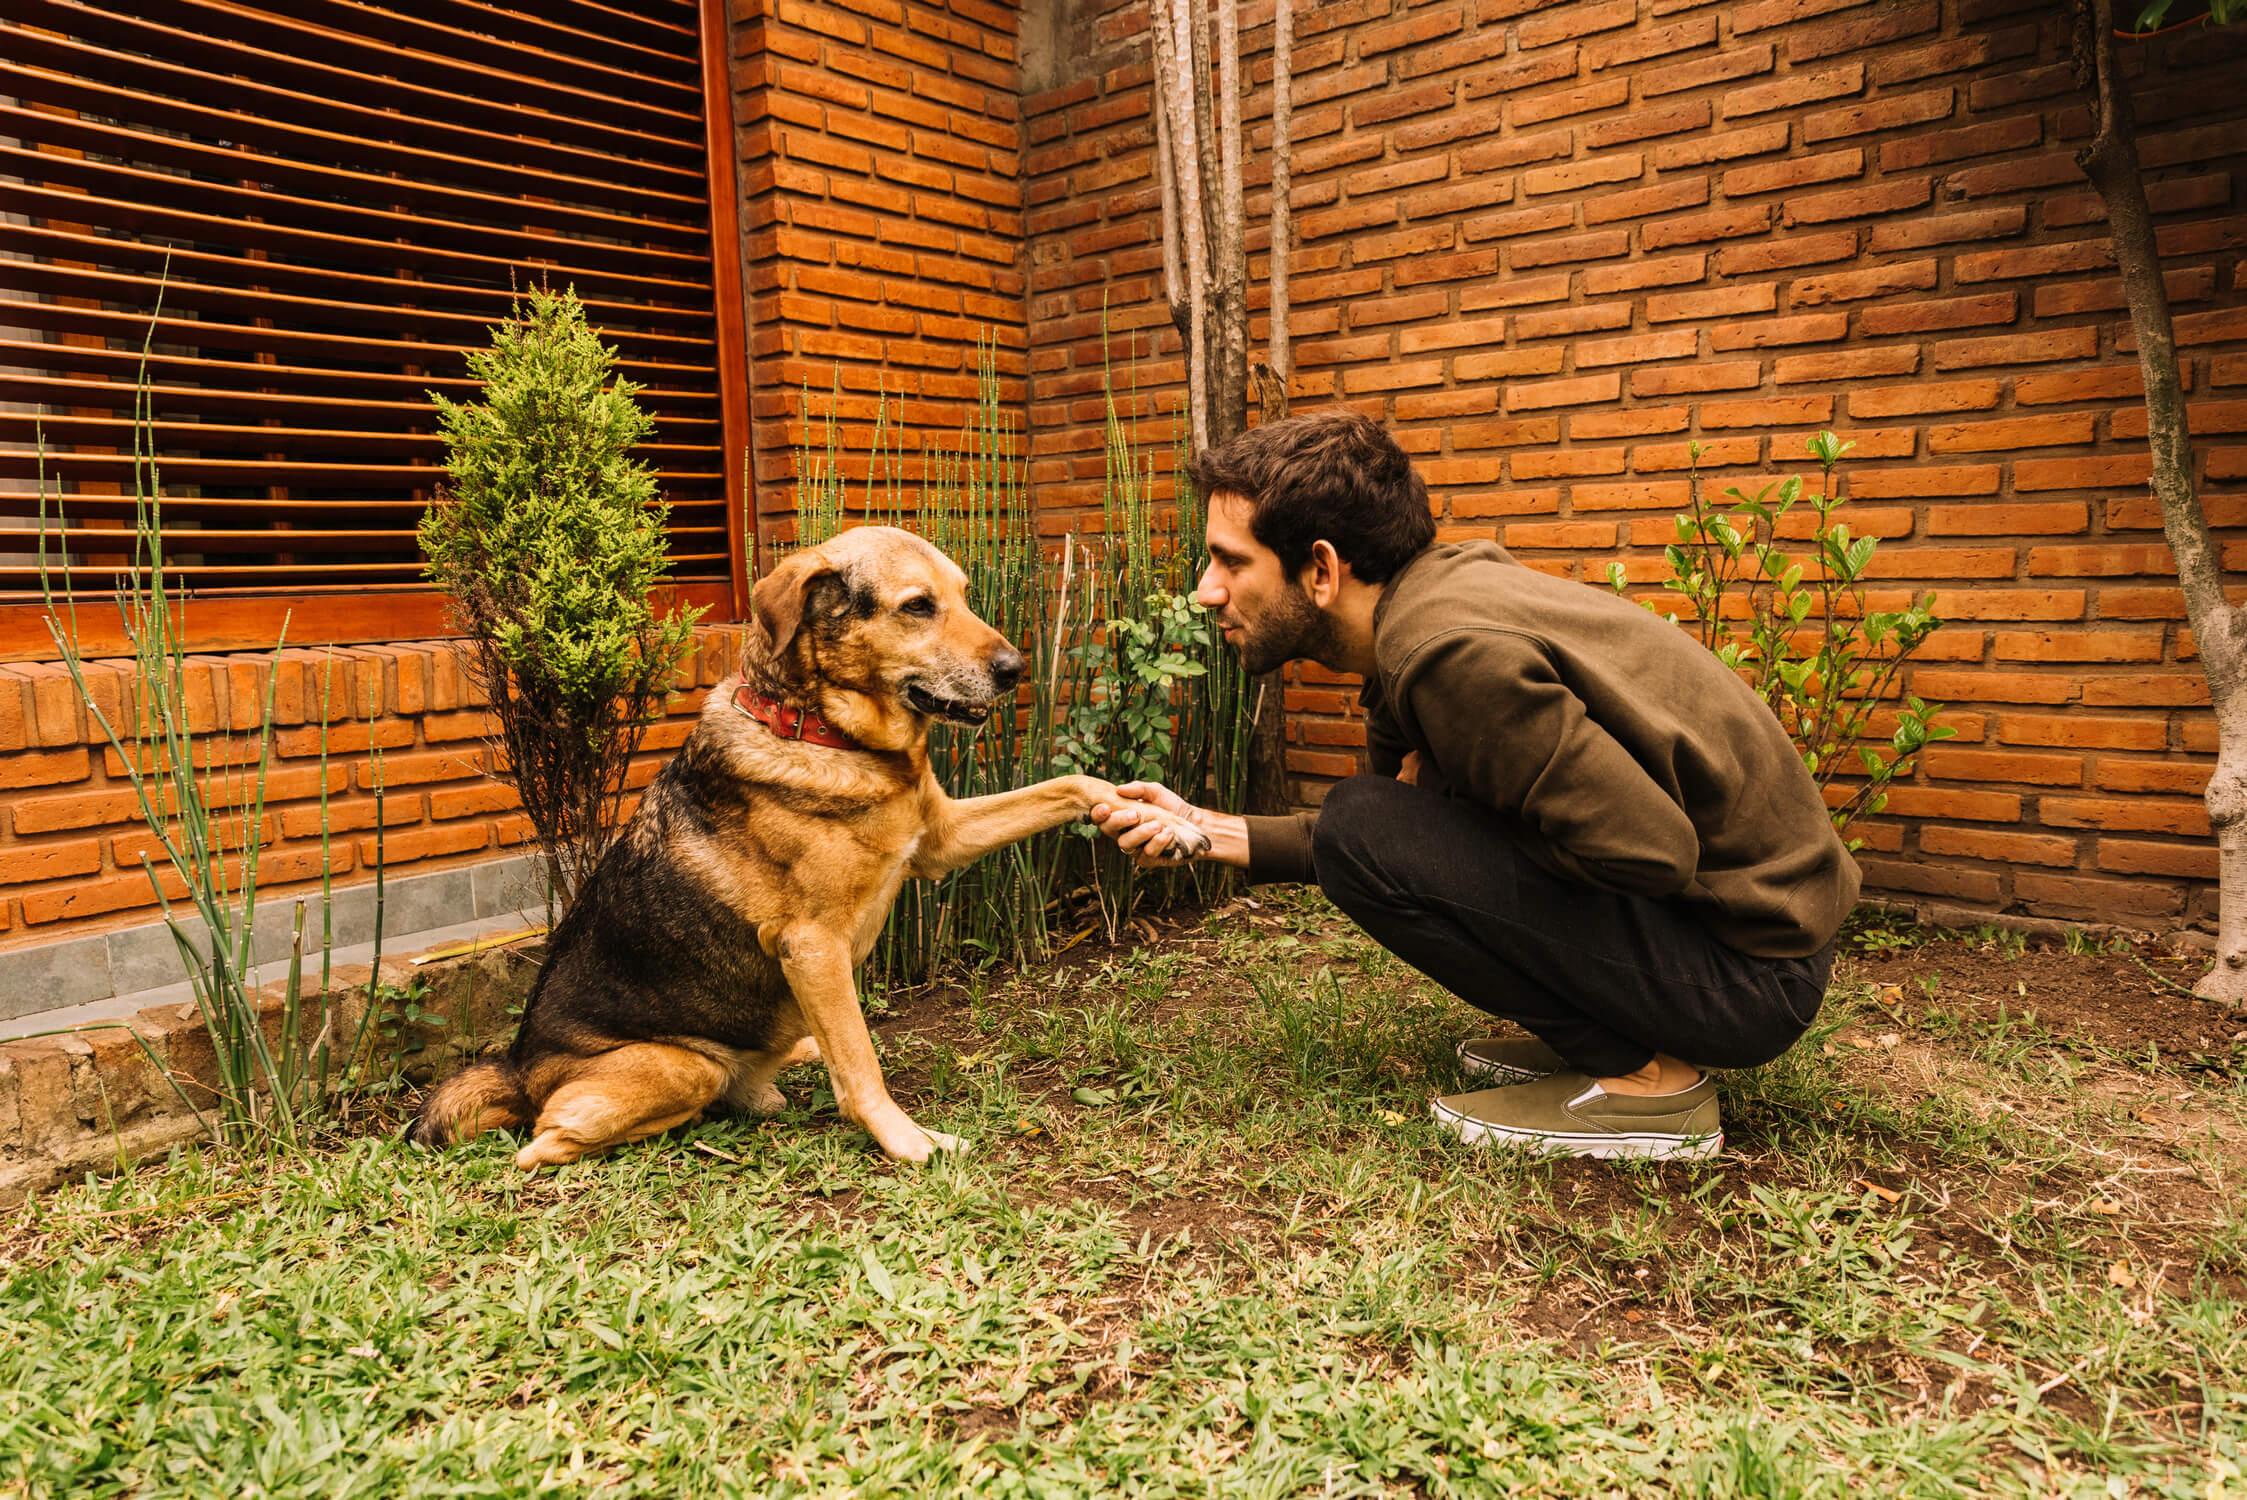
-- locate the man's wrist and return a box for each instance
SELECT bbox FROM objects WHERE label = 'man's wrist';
[1198,810,1252,869]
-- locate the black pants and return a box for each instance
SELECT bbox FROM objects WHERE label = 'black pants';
[1310,776,1832,1078]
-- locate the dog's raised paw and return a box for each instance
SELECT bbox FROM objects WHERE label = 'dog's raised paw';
[1165,819,1213,861]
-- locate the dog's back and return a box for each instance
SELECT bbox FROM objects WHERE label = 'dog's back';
[521,738,794,1054]
[408,730,797,1148]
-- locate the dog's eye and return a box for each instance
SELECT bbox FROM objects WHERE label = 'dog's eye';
[899,596,938,618]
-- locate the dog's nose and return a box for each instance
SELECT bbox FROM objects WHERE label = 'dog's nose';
[989,647,1027,691]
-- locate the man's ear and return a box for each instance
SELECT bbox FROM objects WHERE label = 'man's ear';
[1305,539,1348,607]
[752,548,837,656]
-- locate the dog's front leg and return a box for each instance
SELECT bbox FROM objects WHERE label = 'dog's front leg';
[770,921,960,1163]
[914,774,1210,878]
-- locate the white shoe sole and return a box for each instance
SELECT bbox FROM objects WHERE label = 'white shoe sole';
[1429,1098,1724,1162]
[1453,1040,1553,1085]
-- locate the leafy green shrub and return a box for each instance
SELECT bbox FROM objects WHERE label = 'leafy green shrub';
[1055,591,1212,786]
[419,286,701,908]
[1607,431,1952,846]
[795,343,1248,982]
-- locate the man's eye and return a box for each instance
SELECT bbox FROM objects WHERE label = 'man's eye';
[900,596,938,618]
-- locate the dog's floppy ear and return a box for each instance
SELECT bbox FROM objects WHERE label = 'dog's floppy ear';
[753,547,838,656]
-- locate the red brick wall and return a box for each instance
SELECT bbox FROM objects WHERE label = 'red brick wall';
[1023,0,2247,931]
[7,0,2244,949]
[0,630,748,949]
[728,0,1029,547]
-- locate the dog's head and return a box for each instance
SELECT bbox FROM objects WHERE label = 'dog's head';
[752,526,1026,732]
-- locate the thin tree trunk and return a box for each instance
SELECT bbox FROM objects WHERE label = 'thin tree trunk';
[1265,0,1293,414]
[1157,0,1210,454]
[1151,41,1185,337]
[2074,0,2247,1005]
[1216,0,1242,299]
[1212,0,1248,447]
[1186,1,1222,260]
[1241,0,1292,815]
[1187,0,1224,448]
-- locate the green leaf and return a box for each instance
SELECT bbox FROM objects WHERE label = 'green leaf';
[859,1249,896,1303]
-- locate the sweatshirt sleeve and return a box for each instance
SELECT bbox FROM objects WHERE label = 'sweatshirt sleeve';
[1242,812,1318,885]
[1395,628,1700,898]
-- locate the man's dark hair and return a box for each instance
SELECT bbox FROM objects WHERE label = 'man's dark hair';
[1188,409,1436,584]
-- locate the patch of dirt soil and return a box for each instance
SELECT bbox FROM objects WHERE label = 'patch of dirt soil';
[1847,938,2244,1064]
[725,911,2247,1366]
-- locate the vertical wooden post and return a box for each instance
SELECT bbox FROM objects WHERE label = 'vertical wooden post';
[700,0,754,620]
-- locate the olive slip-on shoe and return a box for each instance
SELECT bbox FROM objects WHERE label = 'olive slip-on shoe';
[1429,1072,1722,1161]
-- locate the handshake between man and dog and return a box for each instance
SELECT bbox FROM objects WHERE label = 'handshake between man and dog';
[407,526,1210,1167]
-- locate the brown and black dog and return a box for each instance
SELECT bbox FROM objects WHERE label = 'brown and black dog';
[407,526,1210,1167]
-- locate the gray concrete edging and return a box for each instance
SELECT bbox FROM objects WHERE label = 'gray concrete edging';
[0,852,550,1027]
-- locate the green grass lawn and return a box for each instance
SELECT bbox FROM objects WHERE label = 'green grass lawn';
[5,893,2244,1497]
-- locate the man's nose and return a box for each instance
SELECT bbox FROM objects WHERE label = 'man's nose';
[1195,566,1225,608]
[989,646,1027,691]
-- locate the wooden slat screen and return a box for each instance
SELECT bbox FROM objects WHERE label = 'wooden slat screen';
[0,0,741,649]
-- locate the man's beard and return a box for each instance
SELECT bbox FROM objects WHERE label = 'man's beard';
[1230,581,1337,676]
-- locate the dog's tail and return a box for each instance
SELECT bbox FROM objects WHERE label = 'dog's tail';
[406,1059,531,1148]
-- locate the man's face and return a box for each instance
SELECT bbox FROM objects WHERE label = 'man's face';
[1196,492,1332,676]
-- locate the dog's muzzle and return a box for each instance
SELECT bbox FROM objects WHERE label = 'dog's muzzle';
[905,681,996,725]
[905,649,1022,726]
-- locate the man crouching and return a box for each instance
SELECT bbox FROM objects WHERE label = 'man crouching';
[1093,411,1854,1160]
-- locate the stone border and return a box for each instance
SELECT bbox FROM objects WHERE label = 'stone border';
[0,852,548,1024]
[0,926,538,1206]
[1854,894,2208,956]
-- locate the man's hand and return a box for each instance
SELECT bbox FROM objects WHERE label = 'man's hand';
[1397,751,1423,787]
[1092,781,1255,870]
[1092,781,1211,867]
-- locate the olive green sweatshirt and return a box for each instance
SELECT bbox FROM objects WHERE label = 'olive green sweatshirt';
[1242,541,1860,958]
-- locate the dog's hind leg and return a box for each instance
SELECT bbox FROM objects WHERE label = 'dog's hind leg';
[516,1044,728,1170]
[726,1033,820,1117]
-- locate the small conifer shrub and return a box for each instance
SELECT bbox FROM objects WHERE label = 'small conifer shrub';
[420,286,701,909]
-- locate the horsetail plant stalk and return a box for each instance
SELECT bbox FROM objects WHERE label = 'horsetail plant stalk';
[34,315,388,1154]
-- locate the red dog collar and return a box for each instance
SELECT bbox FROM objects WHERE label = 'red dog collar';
[732,685,861,750]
